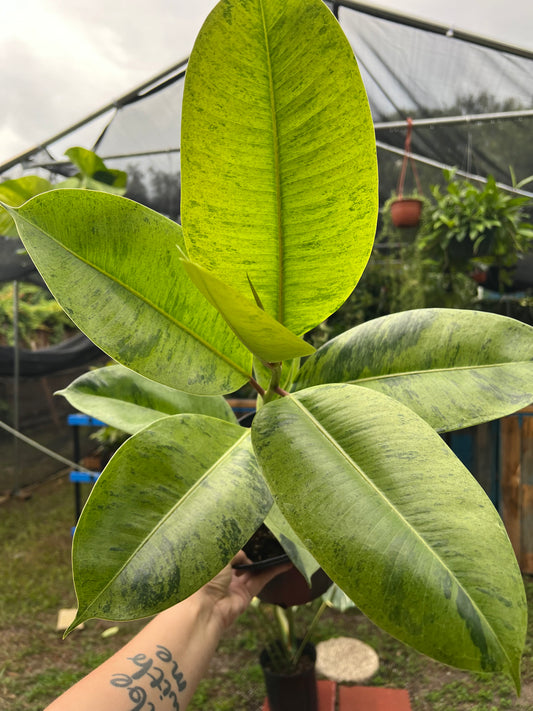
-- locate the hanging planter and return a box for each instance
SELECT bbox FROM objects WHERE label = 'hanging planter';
[390,197,423,228]
[390,117,424,228]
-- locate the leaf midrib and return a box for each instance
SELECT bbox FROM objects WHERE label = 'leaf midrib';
[351,361,532,385]
[14,206,251,379]
[289,393,512,670]
[259,0,284,323]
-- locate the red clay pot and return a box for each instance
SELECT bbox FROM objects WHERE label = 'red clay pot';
[390,198,423,228]
[258,565,332,608]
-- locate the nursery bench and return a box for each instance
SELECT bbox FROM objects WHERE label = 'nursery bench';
[261,680,412,711]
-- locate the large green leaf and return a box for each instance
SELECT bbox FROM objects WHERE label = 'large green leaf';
[57,364,237,434]
[264,503,320,584]
[182,258,314,362]
[294,309,533,432]
[58,147,127,194]
[5,190,252,394]
[68,415,272,630]
[0,176,52,237]
[252,384,526,687]
[181,0,378,335]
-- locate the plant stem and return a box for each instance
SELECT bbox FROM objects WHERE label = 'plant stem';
[263,363,286,403]
[249,377,265,397]
[290,600,329,668]
[256,604,292,669]
[274,386,289,397]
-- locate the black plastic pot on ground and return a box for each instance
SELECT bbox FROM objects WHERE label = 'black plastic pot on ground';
[260,640,318,711]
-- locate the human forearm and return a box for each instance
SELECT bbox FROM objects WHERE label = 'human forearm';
[44,554,291,711]
[44,589,225,711]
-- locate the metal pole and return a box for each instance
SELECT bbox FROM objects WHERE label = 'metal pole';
[375,139,533,198]
[12,280,20,494]
[374,108,533,131]
[0,57,189,175]
[336,0,533,60]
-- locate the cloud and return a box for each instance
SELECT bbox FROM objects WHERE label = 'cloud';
[2,0,532,167]
[1,0,217,164]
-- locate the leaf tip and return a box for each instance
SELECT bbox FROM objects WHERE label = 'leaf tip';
[63,610,88,638]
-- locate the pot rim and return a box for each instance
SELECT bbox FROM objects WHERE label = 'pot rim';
[233,553,290,571]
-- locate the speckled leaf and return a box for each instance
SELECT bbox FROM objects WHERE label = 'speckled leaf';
[294,309,533,432]
[0,176,52,236]
[181,0,378,335]
[68,415,271,630]
[252,384,526,687]
[57,364,237,435]
[6,190,252,394]
[264,503,320,584]
[182,259,315,362]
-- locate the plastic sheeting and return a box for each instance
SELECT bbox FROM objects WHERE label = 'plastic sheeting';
[3,0,532,195]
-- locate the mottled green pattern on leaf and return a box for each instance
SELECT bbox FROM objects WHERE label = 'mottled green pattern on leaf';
[0,176,52,237]
[264,503,320,584]
[57,364,237,434]
[8,190,252,394]
[294,309,533,431]
[182,259,315,362]
[181,0,378,334]
[252,384,526,687]
[69,415,272,630]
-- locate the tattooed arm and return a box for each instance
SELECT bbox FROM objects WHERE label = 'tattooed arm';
[44,553,291,711]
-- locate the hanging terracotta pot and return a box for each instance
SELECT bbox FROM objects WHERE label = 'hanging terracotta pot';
[260,640,318,711]
[391,117,424,228]
[390,197,423,228]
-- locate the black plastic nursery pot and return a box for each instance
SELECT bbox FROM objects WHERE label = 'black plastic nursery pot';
[260,640,318,711]
[238,412,333,607]
[239,525,332,607]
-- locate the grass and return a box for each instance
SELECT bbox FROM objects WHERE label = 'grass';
[1,473,533,710]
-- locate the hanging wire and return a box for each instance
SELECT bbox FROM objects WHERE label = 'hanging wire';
[0,418,97,475]
[396,117,423,198]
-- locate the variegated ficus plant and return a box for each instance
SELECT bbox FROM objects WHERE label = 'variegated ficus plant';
[4,0,533,690]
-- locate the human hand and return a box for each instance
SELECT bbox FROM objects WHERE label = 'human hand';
[201,551,292,630]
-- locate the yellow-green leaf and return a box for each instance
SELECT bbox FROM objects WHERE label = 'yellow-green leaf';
[182,258,314,363]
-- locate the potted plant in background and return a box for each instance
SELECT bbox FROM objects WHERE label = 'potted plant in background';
[418,169,533,291]
[254,597,329,711]
[382,190,428,233]
[4,0,533,699]
[388,191,425,228]
[388,117,425,228]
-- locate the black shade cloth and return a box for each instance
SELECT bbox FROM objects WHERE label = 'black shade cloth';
[0,236,40,283]
[0,332,102,377]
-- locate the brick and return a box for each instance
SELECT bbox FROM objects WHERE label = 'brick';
[339,685,412,711]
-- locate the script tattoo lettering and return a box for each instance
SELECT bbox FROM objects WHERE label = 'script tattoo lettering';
[156,646,187,692]
[109,645,187,710]
[110,674,155,711]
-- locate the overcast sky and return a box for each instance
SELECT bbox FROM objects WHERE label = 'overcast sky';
[2,0,532,167]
